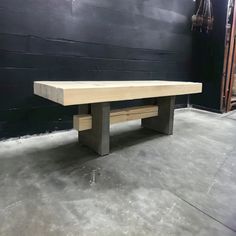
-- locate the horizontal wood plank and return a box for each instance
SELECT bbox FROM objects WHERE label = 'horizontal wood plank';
[34,81,202,105]
[74,105,158,131]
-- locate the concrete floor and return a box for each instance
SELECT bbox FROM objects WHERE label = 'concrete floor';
[0,108,236,236]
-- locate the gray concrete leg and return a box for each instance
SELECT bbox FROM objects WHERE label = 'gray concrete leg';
[142,96,175,135]
[79,103,110,156]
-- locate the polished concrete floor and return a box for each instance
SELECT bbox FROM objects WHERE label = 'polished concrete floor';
[0,109,236,236]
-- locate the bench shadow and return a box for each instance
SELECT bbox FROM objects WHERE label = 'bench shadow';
[23,127,165,187]
[110,127,164,152]
[28,141,98,175]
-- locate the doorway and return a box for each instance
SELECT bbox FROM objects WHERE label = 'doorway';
[222,0,236,112]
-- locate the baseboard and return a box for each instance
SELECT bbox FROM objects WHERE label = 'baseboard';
[191,104,222,114]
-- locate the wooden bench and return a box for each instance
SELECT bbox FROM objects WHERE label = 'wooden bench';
[34,81,202,155]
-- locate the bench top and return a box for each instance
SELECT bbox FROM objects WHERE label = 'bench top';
[34,81,202,106]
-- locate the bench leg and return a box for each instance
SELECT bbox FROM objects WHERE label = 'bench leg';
[79,102,110,156]
[142,96,175,135]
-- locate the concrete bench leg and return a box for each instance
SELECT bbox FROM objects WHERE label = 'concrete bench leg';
[142,96,176,135]
[79,102,110,156]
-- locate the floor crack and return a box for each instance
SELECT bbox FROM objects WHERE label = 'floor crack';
[170,191,236,233]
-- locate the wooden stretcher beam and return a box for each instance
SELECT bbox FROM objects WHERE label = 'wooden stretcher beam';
[74,105,158,131]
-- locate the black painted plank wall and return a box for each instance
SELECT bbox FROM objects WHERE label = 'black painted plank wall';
[0,0,194,138]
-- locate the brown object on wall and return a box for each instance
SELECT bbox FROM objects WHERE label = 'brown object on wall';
[192,0,214,33]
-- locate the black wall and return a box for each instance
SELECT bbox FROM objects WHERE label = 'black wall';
[191,0,228,112]
[0,0,194,138]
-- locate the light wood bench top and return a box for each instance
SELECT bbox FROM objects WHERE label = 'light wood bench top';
[34,81,202,106]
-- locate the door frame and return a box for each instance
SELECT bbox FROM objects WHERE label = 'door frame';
[221,0,236,112]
